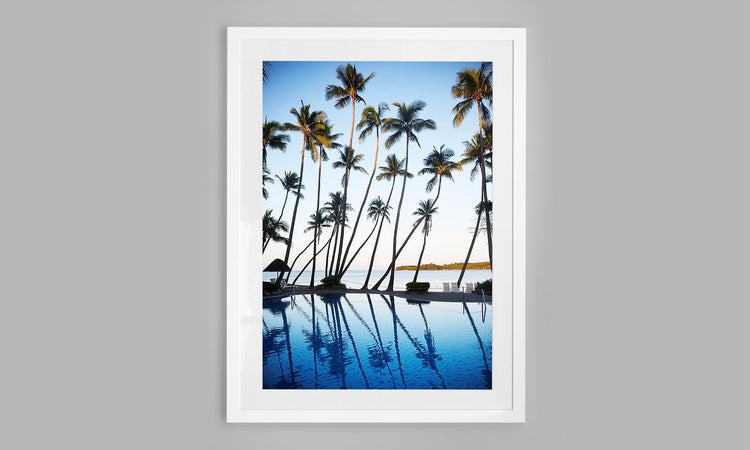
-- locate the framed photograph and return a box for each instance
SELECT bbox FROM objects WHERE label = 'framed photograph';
[227,27,525,422]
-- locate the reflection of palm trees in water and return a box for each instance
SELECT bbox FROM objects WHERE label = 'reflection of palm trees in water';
[380,295,407,388]
[336,296,370,388]
[297,296,322,388]
[417,304,446,389]
[264,295,484,389]
[382,295,446,389]
[463,302,492,388]
[343,295,396,388]
[261,302,300,389]
[262,320,286,379]
[297,294,370,389]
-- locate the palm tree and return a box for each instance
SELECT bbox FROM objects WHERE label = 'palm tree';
[457,201,490,287]
[281,101,330,268]
[418,145,462,204]
[309,119,341,284]
[338,103,390,278]
[313,119,342,213]
[381,100,436,290]
[459,135,492,181]
[262,168,273,200]
[362,155,411,289]
[451,62,493,268]
[330,146,367,275]
[340,196,391,275]
[411,199,438,282]
[306,210,331,287]
[264,171,304,251]
[325,64,375,274]
[324,63,375,152]
[262,62,272,84]
[262,209,288,250]
[262,118,289,167]
[321,192,352,277]
[371,205,428,290]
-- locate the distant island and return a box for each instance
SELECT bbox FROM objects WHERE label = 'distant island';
[395,262,491,271]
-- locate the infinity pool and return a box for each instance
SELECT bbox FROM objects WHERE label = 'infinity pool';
[262,293,491,389]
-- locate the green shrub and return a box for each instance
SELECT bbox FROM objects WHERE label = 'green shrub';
[474,279,492,293]
[405,282,430,292]
[316,275,347,290]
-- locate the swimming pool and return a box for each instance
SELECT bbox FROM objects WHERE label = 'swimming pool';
[262,293,491,389]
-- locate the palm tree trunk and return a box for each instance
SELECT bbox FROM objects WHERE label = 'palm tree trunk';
[338,129,379,277]
[285,237,314,283]
[434,176,442,205]
[388,138,409,290]
[283,137,306,267]
[363,178,396,289]
[341,216,379,275]
[328,212,340,277]
[293,232,334,285]
[333,94,357,278]
[335,168,350,275]
[263,190,289,251]
[373,218,423,290]
[412,177,441,281]
[457,208,483,287]
[477,102,493,269]
[412,175,443,283]
[310,155,323,287]
[412,231,428,283]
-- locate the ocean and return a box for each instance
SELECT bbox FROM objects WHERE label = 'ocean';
[263,268,492,291]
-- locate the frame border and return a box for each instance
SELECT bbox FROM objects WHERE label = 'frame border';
[227,27,525,423]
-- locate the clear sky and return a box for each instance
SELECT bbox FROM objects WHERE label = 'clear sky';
[263,61,491,271]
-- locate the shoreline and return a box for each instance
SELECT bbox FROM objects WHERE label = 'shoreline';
[264,286,491,304]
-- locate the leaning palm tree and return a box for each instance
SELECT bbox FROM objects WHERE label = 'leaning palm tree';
[262,168,273,200]
[286,212,330,284]
[262,118,289,167]
[451,62,493,268]
[262,209,288,251]
[371,204,429,290]
[418,145,462,204]
[264,171,304,251]
[457,201,490,287]
[362,155,411,289]
[411,199,438,282]
[340,196,392,275]
[381,100,436,290]
[281,101,330,268]
[338,103,390,278]
[330,146,367,275]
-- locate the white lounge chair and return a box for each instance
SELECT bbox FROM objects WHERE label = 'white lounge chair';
[450,282,459,293]
[464,282,475,293]
[443,282,451,292]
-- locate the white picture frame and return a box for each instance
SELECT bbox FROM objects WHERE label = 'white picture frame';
[227,27,525,423]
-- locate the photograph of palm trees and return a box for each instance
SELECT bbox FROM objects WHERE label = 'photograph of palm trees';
[262,61,495,390]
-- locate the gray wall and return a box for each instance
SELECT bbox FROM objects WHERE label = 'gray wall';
[2,0,748,448]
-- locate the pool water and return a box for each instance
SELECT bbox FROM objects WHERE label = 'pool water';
[262,293,491,389]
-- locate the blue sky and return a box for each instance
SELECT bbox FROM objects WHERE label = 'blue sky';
[263,61,491,271]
